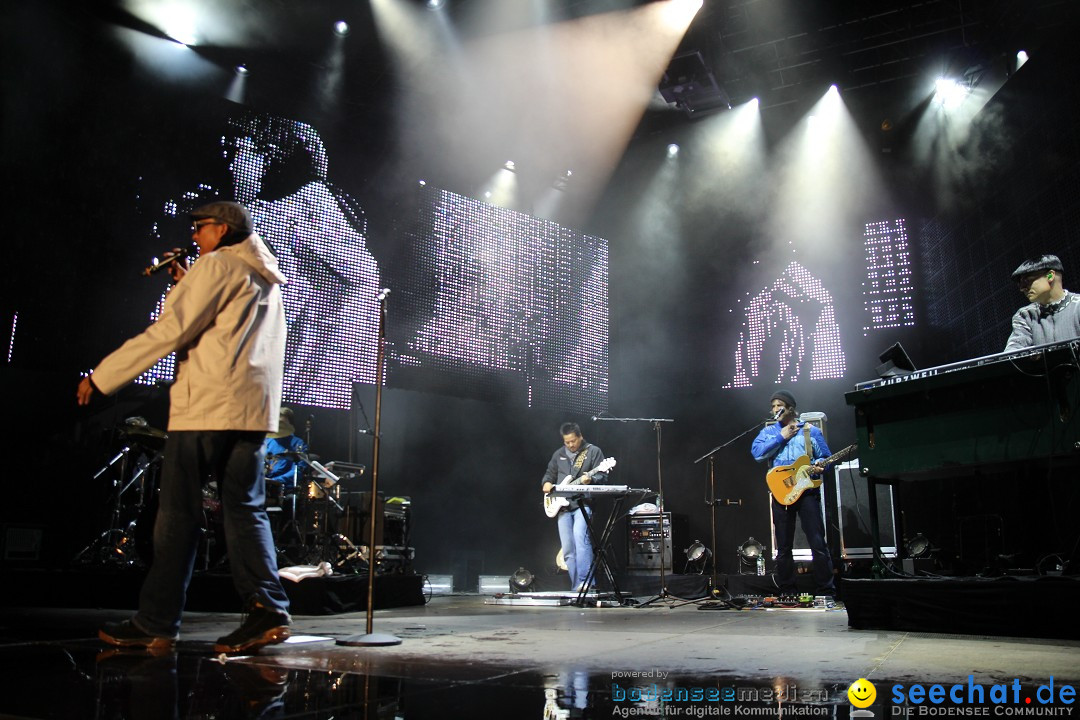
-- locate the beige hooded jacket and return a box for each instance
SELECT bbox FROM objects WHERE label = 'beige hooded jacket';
[91,233,287,433]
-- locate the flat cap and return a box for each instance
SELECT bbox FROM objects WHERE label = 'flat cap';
[189,201,253,235]
[1011,254,1063,279]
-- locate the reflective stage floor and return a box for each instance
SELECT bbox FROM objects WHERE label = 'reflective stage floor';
[2,593,1078,719]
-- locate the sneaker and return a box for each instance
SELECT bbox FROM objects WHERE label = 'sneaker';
[214,602,291,654]
[99,619,177,651]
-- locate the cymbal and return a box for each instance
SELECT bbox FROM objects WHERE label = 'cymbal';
[120,425,168,448]
[123,426,167,439]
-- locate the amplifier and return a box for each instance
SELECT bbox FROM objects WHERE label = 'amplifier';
[627,513,672,571]
[338,492,384,546]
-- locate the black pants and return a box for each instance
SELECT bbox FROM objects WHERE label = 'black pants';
[771,488,835,594]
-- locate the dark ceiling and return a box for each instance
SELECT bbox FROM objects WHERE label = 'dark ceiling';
[70,0,1077,142]
[648,0,1074,131]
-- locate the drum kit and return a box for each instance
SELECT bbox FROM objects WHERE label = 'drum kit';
[73,417,168,568]
[73,417,372,572]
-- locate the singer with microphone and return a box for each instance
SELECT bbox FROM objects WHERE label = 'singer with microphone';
[142,246,194,282]
[750,390,836,598]
[77,201,293,654]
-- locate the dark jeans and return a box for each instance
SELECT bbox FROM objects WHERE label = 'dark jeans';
[771,488,835,594]
[134,431,290,637]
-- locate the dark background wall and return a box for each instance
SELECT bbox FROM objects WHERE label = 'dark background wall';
[2,3,1078,587]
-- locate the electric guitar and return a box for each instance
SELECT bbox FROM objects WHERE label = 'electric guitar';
[766,444,857,506]
[543,457,617,518]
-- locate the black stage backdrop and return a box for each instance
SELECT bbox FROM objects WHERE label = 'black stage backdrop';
[2,4,1079,588]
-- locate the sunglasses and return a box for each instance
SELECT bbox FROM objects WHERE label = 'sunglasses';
[191,220,223,233]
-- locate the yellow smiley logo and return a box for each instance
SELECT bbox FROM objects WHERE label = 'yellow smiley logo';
[848,678,877,708]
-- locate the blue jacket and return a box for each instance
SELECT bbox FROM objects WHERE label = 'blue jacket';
[264,434,309,488]
[751,422,832,469]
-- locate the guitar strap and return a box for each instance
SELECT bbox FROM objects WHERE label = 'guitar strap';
[565,447,591,512]
[572,447,588,476]
[802,424,820,480]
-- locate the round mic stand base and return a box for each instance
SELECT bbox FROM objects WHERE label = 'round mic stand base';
[336,631,402,647]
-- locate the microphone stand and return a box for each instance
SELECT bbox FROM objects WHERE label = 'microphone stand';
[596,416,675,607]
[338,290,401,647]
[690,419,767,604]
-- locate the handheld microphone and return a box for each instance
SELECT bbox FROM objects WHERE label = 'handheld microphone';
[142,248,192,277]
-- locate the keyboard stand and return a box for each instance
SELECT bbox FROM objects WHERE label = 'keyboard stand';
[573,495,629,606]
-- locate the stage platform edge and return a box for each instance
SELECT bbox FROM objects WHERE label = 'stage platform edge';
[1,568,426,615]
[841,576,1080,640]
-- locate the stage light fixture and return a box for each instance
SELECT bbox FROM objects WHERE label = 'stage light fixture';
[427,0,445,9]
[738,537,765,574]
[334,21,350,37]
[686,540,708,562]
[504,160,516,171]
[685,540,711,574]
[162,8,198,46]
[659,50,730,118]
[875,342,916,379]
[906,533,932,559]
[738,538,764,561]
[510,567,535,593]
[933,77,970,109]
[666,143,680,158]
[235,64,249,76]
[552,169,573,192]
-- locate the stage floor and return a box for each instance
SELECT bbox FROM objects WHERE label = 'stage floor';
[1,591,1078,718]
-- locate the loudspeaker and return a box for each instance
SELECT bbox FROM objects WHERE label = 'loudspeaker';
[833,461,897,558]
[339,491,385,545]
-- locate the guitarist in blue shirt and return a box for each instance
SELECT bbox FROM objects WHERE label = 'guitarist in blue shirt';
[751,390,837,597]
[542,423,609,592]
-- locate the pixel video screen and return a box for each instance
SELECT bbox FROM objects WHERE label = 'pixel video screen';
[136,110,609,414]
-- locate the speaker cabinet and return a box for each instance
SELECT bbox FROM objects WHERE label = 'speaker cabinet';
[833,461,897,559]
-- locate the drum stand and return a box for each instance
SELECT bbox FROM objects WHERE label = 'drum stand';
[268,464,308,567]
[73,446,159,567]
[302,461,357,569]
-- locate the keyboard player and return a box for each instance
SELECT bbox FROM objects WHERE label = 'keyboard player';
[541,422,608,592]
[1006,254,1080,350]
